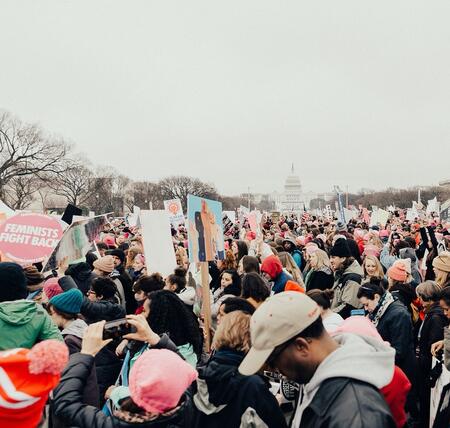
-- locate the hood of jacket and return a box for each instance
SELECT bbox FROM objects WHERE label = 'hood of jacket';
[194,349,250,415]
[343,260,364,277]
[62,318,88,339]
[65,262,93,281]
[300,333,395,413]
[0,300,39,325]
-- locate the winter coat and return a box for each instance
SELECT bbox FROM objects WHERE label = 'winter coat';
[0,300,62,350]
[305,268,334,291]
[291,333,396,428]
[272,270,292,294]
[380,366,411,428]
[331,260,363,319]
[50,319,99,428]
[444,327,450,372]
[375,300,417,384]
[389,282,416,320]
[415,303,447,375]
[193,349,287,428]
[113,266,136,314]
[53,353,194,428]
[65,262,97,295]
[59,275,126,323]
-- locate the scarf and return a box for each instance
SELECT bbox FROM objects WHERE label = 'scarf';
[370,291,395,327]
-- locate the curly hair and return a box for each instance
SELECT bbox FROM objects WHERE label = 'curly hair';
[166,267,187,293]
[147,290,202,358]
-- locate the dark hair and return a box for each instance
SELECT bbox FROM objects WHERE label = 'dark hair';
[404,237,416,249]
[440,286,450,306]
[242,256,260,274]
[166,268,187,293]
[357,279,386,300]
[85,252,98,270]
[91,277,117,300]
[233,240,248,262]
[47,304,78,320]
[147,290,202,358]
[133,273,165,294]
[219,269,241,295]
[393,240,410,255]
[297,316,325,340]
[306,289,334,310]
[96,242,108,251]
[241,273,270,303]
[221,297,255,315]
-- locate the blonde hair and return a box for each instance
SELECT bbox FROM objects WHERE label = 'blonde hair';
[212,311,251,353]
[363,255,384,280]
[310,249,331,270]
[278,252,304,286]
[435,269,450,288]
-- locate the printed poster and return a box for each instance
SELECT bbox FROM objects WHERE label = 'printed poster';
[187,195,225,263]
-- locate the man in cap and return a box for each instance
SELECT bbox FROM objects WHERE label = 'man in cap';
[239,292,396,428]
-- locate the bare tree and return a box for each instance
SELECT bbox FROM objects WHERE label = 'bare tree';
[159,175,219,210]
[3,175,43,210]
[48,157,93,207]
[0,112,68,199]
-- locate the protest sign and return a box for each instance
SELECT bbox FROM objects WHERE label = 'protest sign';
[61,204,83,225]
[164,199,185,226]
[248,211,258,233]
[140,210,177,278]
[427,197,439,215]
[223,211,236,223]
[0,200,15,221]
[187,195,225,263]
[43,214,109,272]
[370,208,390,227]
[222,212,234,237]
[0,213,63,265]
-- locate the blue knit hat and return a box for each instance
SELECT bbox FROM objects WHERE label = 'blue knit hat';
[49,289,83,314]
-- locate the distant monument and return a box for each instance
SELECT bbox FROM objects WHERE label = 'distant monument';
[280,164,305,212]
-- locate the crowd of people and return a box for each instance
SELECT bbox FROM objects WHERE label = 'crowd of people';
[0,209,450,427]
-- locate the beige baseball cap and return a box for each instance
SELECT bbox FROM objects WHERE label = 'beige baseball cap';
[238,291,320,376]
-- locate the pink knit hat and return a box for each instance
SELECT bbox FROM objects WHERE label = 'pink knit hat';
[363,244,380,258]
[379,230,389,238]
[129,349,197,414]
[93,255,115,273]
[103,236,116,248]
[387,260,410,282]
[43,277,63,300]
[305,243,319,255]
[333,316,384,343]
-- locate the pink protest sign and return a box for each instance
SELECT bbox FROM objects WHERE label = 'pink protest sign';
[0,213,63,265]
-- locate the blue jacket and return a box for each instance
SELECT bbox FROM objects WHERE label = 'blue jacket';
[272,271,292,294]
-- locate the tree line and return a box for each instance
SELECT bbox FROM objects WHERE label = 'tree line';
[1,111,448,215]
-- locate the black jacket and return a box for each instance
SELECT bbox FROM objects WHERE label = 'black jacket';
[376,300,417,384]
[192,349,287,428]
[114,265,136,314]
[53,353,193,428]
[64,262,97,295]
[298,377,396,428]
[415,303,447,374]
[305,270,334,292]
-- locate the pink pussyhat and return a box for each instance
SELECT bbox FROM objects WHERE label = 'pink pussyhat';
[363,244,380,258]
[129,349,197,414]
[333,316,385,343]
[379,230,389,238]
[305,243,319,255]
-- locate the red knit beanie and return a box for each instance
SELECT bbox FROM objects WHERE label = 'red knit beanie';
[0,340,68,428]
[388,262,408,282]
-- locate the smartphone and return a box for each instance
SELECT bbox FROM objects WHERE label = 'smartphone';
[102,318,136,340]
[350,309,366,316]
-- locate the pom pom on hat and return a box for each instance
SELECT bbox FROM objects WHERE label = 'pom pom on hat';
[0,340,68,428]
[28,340,69,375]
[129,349,197,414]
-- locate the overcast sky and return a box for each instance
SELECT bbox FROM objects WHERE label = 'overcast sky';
[1,1,449,196]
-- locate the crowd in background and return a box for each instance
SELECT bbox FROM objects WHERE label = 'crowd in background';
[0,209,450,427]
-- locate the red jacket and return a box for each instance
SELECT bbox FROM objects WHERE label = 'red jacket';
[380,366,411,428]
